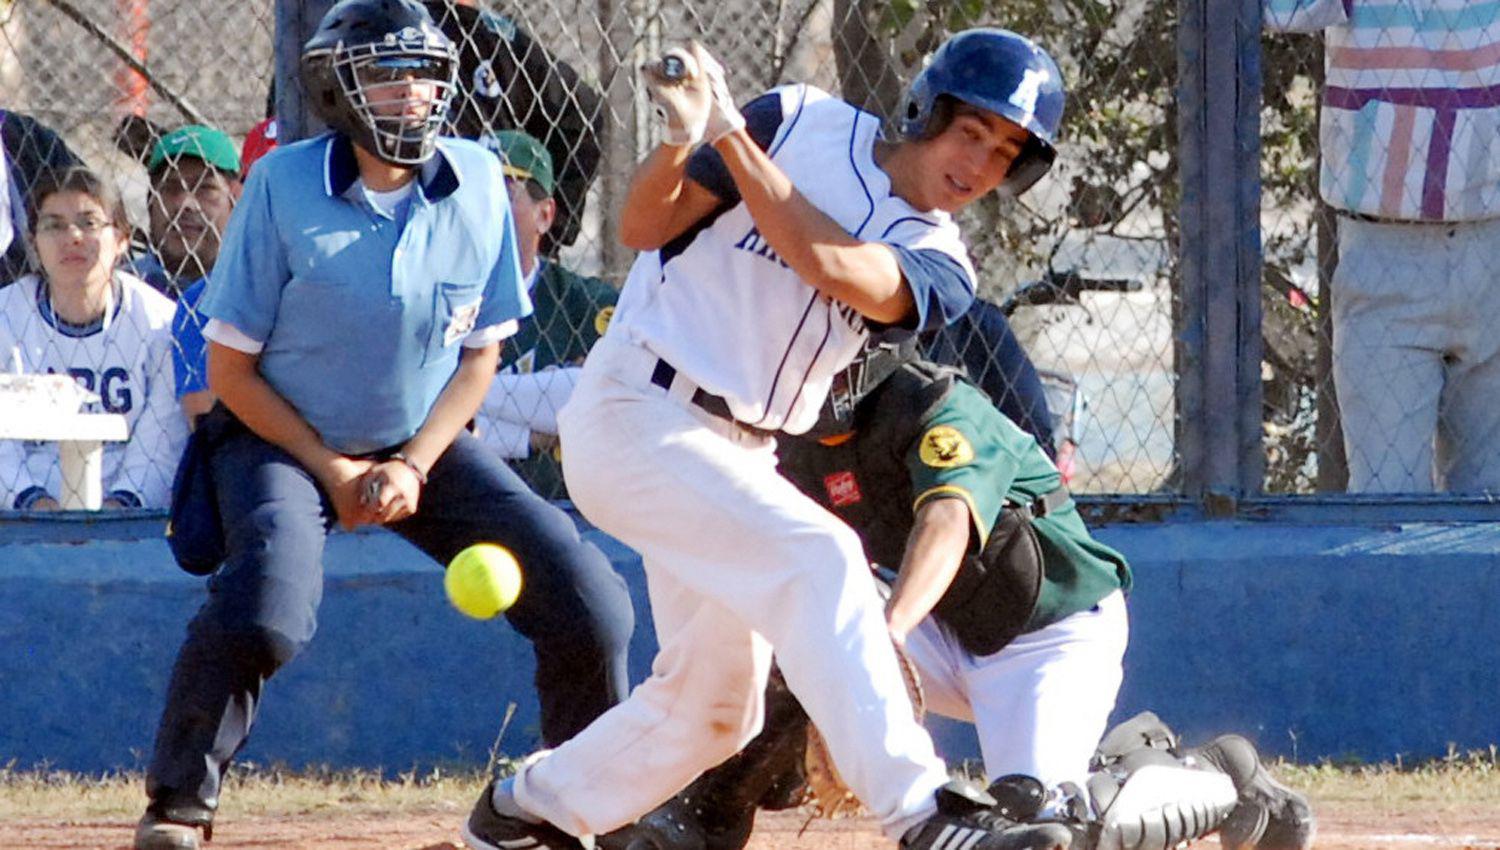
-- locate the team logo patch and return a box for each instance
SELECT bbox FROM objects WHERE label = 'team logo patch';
[444,299,481,346]
[918,425,973,468]
[594,306,615,336]
[472,62,502,99]
[824,470,862,507]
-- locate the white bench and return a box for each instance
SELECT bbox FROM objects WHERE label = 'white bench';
[0,412,129,510]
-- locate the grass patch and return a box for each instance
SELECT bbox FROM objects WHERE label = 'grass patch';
[6,748,1500,821]
[0,761,501,821]
[1276,746,1500,806]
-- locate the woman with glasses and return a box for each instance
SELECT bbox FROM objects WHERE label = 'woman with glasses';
[0,165,186,510]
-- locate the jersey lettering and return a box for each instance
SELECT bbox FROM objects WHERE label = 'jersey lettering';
[732,226,789,269]
[833,301,862,330]
[52,366,134,413]
[100,367,133,413]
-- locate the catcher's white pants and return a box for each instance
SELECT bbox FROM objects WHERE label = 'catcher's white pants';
[518,334,950,839]
[904,590,1129,793]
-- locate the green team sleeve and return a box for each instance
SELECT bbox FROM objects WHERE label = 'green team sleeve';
[554,265,618,364]
[905,388,1024,548]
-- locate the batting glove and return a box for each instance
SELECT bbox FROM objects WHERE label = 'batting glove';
[640,41,745,147]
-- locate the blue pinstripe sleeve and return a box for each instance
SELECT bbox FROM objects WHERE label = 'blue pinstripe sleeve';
[884,245,977,335]
[685,92,786,201]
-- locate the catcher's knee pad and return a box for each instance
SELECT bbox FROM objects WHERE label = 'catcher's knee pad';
[1186,735,1315,850]
[1086,763,1238,850]
[1090,711,1179,773]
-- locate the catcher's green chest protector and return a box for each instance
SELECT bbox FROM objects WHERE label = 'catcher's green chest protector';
[778,362,1044,656]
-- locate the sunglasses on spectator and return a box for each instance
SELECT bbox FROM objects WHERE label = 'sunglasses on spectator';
[35,215,114,236]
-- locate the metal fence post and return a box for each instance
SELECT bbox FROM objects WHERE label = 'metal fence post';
[1177,0,1264,508]
[275,0,335,144]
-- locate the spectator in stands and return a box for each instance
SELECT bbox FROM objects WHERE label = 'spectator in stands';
[0,167,185,509]
[131,126,244,426]
[476,130,617,498]
[240,116,279,176]
[1265,1,1500,493]
[1,109,84,284]
[424,0,603,252]
[131,125,243,300]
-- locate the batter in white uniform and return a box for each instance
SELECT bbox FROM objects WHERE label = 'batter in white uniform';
[463,30,1076,850]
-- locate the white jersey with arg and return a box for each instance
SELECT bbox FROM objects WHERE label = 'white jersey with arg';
[610,84,976,435]
[0,272,186,508]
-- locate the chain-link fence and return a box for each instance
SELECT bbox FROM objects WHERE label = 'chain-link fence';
[5,0,1478,512]
[0,0,1185,509]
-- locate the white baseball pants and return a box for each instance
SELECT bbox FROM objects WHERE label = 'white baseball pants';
[903,590,1129,794]
[518,334,950,839]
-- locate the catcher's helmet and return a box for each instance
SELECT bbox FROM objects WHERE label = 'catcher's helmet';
[301,0,457,166]
[899,28,1065,196]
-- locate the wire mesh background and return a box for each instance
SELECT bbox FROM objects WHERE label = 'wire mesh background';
[5,0,1468,507]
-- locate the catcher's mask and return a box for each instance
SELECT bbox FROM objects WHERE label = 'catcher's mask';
[301,0,458,166]
[804,337,920,440]
[899,28,1066,197]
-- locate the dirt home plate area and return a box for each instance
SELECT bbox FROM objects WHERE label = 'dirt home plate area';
[7,803,1500,850]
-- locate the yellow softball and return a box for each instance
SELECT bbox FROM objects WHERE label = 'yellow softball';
[445,543,523,620]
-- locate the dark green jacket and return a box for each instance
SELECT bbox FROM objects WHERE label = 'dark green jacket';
[502,260,617,499]
[1,111,83,284]
[777,364,1130,633]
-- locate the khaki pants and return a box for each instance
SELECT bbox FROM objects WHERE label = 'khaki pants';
[1333,216,1500,493]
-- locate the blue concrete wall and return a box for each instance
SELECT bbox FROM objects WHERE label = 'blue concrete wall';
[3,514,1498,774]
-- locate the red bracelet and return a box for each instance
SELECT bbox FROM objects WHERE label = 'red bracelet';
[390,451,428,485]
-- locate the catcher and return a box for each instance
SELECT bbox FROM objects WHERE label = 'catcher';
[603,348,1314,850]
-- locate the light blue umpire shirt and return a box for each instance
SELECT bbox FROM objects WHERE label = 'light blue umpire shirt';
[200,132,530,455]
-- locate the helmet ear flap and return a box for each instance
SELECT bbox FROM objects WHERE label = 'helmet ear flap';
[921,97,956,141]
[1000,135,1057,196]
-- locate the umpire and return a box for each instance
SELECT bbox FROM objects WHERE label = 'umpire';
[134,2,633,848]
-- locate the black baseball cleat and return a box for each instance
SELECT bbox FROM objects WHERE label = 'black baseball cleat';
[899,780,1073,850]
[133,809,212,850]
[1188,735,1315,850]
[463,778,587,850]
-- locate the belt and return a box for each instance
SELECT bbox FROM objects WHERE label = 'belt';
[1340,211,1447,226]
[1009,486,1071,521]
[649,359,776,439]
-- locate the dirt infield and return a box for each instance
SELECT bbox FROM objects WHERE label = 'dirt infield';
[9,800,1500,850]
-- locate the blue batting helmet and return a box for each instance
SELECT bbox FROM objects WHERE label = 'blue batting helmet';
[899,28,1066,196]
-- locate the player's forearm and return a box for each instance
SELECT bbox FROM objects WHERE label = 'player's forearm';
[618,143,700,250]
[712,131,915,324]
[207,342,343,478]
[1261,0,1347,32]
[886,498,973,643]
[401,343,499,475]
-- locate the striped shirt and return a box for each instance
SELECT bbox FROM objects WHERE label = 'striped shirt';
[1265,0,1500,221]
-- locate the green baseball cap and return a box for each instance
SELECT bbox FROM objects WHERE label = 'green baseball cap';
[486,130,554,197]
[148,125,241,177]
